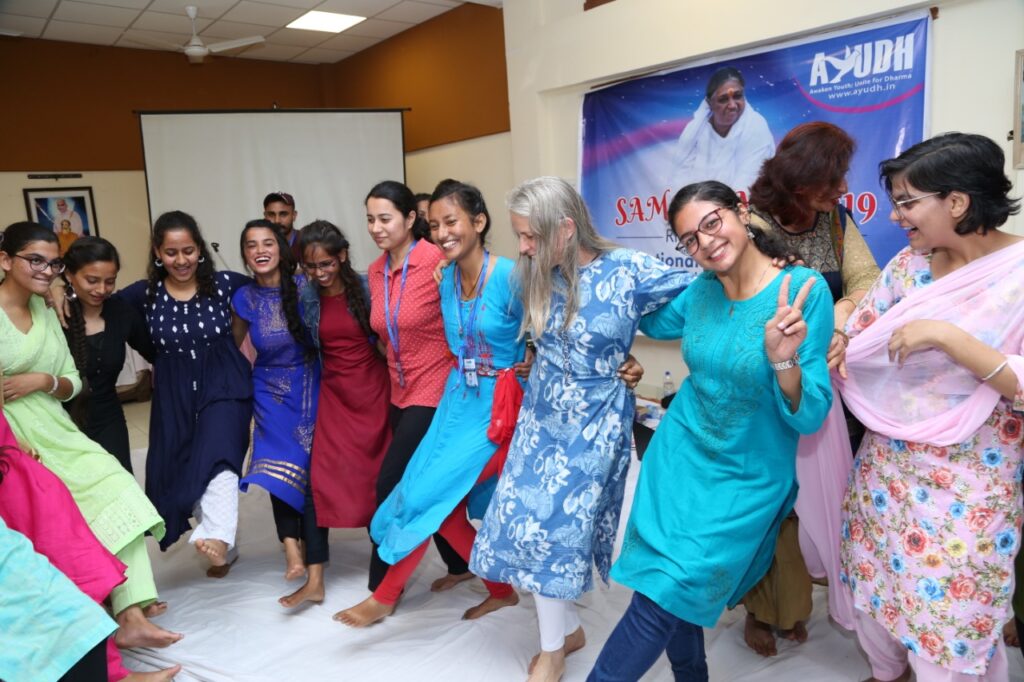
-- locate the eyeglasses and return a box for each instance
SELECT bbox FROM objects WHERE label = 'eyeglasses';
[15,254,65,274]
[674,208,724,255]
[890,191,942,218]
[302,259,338,273]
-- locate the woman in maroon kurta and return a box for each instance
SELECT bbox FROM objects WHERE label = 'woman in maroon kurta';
[299,222,391,530]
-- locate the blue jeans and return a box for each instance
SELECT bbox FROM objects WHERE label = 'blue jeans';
[588,592,708,682]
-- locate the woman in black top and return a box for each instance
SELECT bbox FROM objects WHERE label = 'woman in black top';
[62,237,154,473]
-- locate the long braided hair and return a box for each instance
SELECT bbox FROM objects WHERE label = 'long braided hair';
[146,211,216,301]
[238,220,307,348]
[61,237,121,375]
[297,220,373,340]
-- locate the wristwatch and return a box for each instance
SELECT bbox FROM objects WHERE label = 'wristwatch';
[770,352,800,372]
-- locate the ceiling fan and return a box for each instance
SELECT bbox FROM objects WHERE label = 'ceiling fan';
[126,5,265,64]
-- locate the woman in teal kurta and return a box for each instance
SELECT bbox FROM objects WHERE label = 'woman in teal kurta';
[588,182,834,681]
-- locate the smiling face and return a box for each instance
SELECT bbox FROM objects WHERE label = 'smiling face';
[155,228,200,284]
[366,197,415,254]
[242,226,280,276]
[302,244,345,294]
[708,79,746,135]
[429,196,485,264]
[66,260,118,310]
[888,174,955,251]
[1,240,61,296]
[511,213,538,259]
[672,200,750,273]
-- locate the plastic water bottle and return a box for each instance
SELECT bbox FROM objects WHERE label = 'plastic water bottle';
[661,370,675,398]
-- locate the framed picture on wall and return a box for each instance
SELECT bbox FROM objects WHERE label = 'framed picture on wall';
[1015,49,1024,169]
[23,187,98,256]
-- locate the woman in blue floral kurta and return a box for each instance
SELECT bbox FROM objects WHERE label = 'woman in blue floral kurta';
[470,177,693,680]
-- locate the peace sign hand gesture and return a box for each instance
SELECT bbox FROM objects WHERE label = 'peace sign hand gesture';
[764,274,816,365]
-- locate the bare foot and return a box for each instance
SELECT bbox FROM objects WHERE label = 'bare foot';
[527,649,565,682]
[779,620,808,643]
[1004,619,1020,648]
[333,595,394,627]
[529,627,585,673]
[195,538,228,566]
[744,613,777,657]
[430,571,474,592]
[463,591,519,620]
[124,665,182,681]
[143,601,168,618]
[115,605,183,649]
[280,564,325,608]
[283,538,306,581]
[862,668,911,682]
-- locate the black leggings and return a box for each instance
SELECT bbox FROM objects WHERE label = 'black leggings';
[270,487,329,566]
[59,639,106,681]
[367,404,469,591]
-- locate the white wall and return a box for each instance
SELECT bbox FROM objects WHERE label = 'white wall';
[501,0,1024,390]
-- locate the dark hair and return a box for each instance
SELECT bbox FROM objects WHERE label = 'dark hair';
[61,237,121,375]
[239,219,306,349]
[298,220,374,341]
[365,180,430,243]
[1,221,57,256]
[429,178,492,246]
[414,192,431,204]
[880,132,1020,235]
[667,181,797,262]
[263,192,295,209]
[146,211,216,300]
[705,67,744,100]
[748,122,855,228]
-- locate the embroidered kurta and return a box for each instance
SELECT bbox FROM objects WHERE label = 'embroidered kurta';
[611,267,833,627]
[840,247,1024,675]
[234,280,320,512]
[119,272,252,549]
[471,249,693,599]
[372,257,525,563]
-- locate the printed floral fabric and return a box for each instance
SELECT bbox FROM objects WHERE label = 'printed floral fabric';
[839,247,1024,675]
[470,249,692,600]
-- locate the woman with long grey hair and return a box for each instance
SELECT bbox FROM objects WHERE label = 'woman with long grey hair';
[470,176,694,682]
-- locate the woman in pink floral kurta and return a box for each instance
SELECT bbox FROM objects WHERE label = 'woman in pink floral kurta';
[837,133,1024,681]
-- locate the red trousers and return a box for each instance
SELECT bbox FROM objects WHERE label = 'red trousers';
[373,449,514,605]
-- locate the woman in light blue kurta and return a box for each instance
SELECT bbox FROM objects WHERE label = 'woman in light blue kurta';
[469,177,694,679]
[372,254,525,561]
[588,181,834,681]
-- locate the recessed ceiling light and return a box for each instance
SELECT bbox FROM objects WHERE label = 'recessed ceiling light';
[287,11,366,33]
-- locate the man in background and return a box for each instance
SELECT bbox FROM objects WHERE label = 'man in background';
[263,192,301,259]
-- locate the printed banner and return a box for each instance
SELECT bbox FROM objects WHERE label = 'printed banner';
[580,14,930,274]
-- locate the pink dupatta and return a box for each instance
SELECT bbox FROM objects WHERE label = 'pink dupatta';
[796,240,1024,631]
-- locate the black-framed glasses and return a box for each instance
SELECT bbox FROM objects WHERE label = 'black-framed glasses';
[889,191,942,218]
[15,254,65,274]
[302,259,338,273]
[674,208,724,255]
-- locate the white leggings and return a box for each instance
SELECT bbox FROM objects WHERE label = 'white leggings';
[534,593,582,652]
[191,470,239,550]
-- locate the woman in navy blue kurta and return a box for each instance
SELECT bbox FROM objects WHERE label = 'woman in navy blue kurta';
[118,211,252,573]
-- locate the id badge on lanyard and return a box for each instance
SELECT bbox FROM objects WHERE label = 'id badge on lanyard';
[463,358,478,388]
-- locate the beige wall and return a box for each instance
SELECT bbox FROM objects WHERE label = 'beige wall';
[0,172,152,284]
[405,132,518,260]
[501,0,1024,389]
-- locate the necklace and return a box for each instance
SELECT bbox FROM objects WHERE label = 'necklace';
[729,262,773,316]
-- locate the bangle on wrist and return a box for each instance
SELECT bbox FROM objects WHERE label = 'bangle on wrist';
[980,360,1008,382]
[833,328,849,345]
[47,374,59,395]
[836,296,857,311]
[770,352,801,372]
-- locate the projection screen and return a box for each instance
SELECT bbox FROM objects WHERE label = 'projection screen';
[139,110,405,273]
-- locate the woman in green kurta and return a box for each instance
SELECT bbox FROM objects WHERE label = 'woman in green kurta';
[0,221,180,650]
[587,182,834,680]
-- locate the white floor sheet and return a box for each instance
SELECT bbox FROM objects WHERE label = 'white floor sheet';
[122,447,1024,681]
